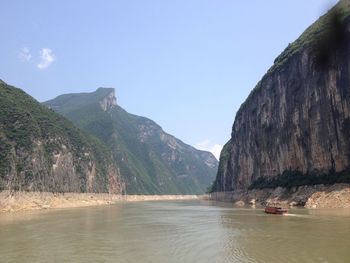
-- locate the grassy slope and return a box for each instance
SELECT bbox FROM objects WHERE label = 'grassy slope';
[44,89,217,194]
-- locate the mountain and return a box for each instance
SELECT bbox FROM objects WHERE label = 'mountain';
[213,0,350,192]
[0,81,123,193]
[44,88,218,194]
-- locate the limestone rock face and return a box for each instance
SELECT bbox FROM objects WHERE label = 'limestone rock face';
[0,82,124,194]
[99,89,117,111]
[4,137,121,193]
[214,2,350,192]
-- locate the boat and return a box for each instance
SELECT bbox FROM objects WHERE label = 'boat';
[264,206,288,215]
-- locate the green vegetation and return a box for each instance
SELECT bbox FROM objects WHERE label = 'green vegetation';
[271,0,350,73]
[249,170,350,190]
[0,81,115,192]
[237,0,350,115]
[45,88,218,194]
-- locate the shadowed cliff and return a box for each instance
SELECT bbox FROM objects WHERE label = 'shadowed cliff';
[213,0,350,192]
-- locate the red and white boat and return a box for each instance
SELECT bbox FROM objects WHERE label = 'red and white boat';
[264,206,288,215]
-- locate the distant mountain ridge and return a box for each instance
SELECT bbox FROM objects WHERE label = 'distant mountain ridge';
[45,88,218,194]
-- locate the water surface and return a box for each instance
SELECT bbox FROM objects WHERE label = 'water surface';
[0,201,349,263]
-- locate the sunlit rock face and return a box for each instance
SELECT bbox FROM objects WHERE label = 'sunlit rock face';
[0,82,123,194]
[99,89,117,111]
[214,1,350,192]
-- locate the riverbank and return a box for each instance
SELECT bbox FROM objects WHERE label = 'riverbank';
[3,184,349,213]
[209,183,350,209]
[0,191,199,213]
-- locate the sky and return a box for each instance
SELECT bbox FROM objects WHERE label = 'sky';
[0,0,339,159]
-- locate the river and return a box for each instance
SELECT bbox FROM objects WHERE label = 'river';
[0,200,349,263]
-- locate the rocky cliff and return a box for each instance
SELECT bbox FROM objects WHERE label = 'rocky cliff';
[214,1,350,192]
[0,81,124,194]
[45,88,218,194]
[99,88,117,111]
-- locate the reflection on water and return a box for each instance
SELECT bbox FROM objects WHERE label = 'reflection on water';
[0,201,349,263]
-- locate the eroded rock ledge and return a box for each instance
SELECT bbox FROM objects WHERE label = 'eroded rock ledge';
[209,184,350,209]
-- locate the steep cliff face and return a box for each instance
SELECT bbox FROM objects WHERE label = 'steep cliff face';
[0,82,123,193]
[99,88,117,111]
[214,1,350,192]
[45,88,218,194]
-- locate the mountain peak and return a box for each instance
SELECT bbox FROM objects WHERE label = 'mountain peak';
[45,87,218,194]
[96,87,115,93]
[97,87,117,111]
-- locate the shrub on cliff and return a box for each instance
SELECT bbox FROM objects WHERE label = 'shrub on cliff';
[249,170,350,190]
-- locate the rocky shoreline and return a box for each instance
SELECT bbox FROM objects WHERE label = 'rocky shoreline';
[209,184,350,209]
[2,184,349,213]
[0,191,199,213]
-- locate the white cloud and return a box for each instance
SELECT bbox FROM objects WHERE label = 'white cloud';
[195,139,223,160]
[18,47,32,62]
[210,144,224,160]
[37,48,55,69]
[196,139,211,150]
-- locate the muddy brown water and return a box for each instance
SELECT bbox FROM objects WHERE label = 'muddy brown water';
[0,200,349,263]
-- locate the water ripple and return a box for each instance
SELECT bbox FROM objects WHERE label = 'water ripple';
[0,201,349,263]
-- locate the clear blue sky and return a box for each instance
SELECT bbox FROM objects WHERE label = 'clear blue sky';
[0,0,338,159]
